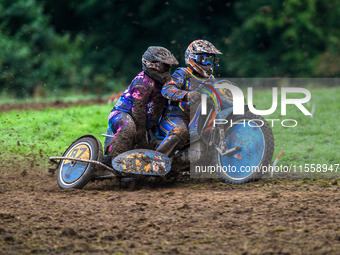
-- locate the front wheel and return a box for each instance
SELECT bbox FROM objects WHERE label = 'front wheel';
[215,113,274,184]
[57,135,103,189]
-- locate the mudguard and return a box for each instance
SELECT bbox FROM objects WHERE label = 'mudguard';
[215,104,250,120]
[215,106,233,120]
[112,149,171,176]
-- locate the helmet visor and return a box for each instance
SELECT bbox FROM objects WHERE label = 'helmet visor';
[194,54,219,66]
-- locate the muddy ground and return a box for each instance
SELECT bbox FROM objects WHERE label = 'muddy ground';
[1,164,339,255]
[1,101,340,254]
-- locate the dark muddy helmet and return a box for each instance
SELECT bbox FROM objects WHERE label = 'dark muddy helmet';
[142,46,179,84]
[185,40,222,78]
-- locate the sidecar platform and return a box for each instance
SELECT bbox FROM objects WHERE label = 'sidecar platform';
[50,149,171,177]
[51,134,172,189]
[112,149,171,176]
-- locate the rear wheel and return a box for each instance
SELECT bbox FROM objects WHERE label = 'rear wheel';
[57,135,103,189]
[215,113,274,184]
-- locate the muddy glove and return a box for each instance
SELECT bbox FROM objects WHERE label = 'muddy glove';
[185,91,201,104]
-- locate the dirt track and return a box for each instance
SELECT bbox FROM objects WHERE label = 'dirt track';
[1,101,340,254]
[1,165,339,255]
[0,98,107,113]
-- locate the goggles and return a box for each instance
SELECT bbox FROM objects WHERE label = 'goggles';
[142,58,171,72]
[191,53,219,66]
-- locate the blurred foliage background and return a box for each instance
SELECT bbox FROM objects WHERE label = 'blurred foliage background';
[1,0,340,98]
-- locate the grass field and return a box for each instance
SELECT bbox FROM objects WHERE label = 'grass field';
[0,86,339,176]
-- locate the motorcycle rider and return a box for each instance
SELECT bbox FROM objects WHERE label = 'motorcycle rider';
[104,46,178,165]
[156,40,222,156]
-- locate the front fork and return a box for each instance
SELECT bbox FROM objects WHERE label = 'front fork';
[206,98,249,157]
[209,121,241,157]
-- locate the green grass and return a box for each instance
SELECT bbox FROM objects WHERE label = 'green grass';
[0,104,109,168]
[249,86,340,167]
[0,92,113,104]
[0,87,339,176]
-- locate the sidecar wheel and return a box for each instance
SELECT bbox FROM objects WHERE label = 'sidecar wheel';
[215,113,274,184]
[57,135,103,189]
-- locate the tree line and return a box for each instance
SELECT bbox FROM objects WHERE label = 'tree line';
[1,0,339,97]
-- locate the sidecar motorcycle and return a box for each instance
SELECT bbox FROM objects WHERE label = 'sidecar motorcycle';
[50,80,274,189]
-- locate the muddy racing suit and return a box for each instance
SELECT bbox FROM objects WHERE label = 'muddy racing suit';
[105,71,166,163]
[156,67,214,155]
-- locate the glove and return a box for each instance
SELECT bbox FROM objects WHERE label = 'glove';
[186,91,201,104]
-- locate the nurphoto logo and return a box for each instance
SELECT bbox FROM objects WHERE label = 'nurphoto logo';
[201,82,312,128]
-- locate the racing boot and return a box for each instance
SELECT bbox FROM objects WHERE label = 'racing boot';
[103,129,136,167]
[156,134,181,156]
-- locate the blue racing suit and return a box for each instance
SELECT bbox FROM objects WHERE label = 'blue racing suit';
[156,67,214,155]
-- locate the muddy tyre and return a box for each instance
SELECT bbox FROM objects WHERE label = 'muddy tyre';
[215,113,274,184]
[57,135,103,189]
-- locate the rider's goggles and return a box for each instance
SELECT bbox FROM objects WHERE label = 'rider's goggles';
[192,54,219,66]
[142,58,171,72]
